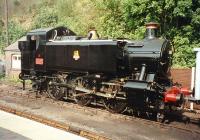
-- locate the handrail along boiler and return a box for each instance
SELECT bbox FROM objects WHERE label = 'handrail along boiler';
[18,23,193,121]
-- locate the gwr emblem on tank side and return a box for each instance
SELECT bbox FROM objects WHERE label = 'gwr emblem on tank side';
[73,50,80,60]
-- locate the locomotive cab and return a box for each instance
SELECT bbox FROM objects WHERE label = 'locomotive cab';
[19,27,77,78]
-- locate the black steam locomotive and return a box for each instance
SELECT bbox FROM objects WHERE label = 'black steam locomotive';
[18,23,191,121]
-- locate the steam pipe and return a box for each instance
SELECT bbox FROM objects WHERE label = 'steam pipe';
[139,64,146,81]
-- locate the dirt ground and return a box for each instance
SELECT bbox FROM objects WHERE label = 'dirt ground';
[0,83,200,140]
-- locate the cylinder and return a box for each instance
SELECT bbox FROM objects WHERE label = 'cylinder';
[139,64,146,81]
[194,48,200,100]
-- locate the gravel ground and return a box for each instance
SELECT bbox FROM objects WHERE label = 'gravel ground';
[0,83,200,140]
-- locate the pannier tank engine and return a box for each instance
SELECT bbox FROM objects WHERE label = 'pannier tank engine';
[18,23,194,121]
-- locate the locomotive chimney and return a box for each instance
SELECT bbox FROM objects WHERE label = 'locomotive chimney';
[145,22,160,39]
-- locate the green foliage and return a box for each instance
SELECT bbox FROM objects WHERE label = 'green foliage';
[0,20,26,54]
[8,20,26,44]
[96,0,200,67]
[33,8,58,28]
[0,76,22,84]
[172,36,195,67]
[13,0,21,6]
[1,0,200,67]
[0,18,5,53]
[95,0,127,38]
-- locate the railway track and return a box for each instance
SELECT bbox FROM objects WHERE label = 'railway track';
[0,84,110,140]
[0,105,109,140]
[0,83,200,139]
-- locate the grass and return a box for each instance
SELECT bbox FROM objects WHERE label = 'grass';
[0,75,22,85]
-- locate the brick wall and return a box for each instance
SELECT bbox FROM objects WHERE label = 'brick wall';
[170,69,192,89]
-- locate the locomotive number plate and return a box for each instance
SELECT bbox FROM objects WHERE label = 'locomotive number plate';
[35,58,44,65]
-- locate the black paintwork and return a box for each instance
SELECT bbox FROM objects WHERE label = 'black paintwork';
[19,26,172,89]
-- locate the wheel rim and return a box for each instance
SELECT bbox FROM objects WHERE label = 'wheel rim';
[156,112,165,122]
[103,98,127,113]
[47,85,65,100]
[74,92,92,106]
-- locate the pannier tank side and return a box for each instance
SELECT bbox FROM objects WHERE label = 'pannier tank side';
[18,23,193,122]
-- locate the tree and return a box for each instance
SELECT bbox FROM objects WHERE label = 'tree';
[1,0,199,67]
[0,20,25,54]
[33,8,58,28]
[119,0,199,67]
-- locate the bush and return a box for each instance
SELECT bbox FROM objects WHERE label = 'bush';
[33,8,58,28]
[0,20,26,54]
[2,0,200,68]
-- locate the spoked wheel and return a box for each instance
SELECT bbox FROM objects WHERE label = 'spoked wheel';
[47,77,65,100]
[73,77,93,106]
[156,112,165,122]
[156,100,165,122]
[47,84,65,100]
[103,98,127,113]
[74,91,93,106]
